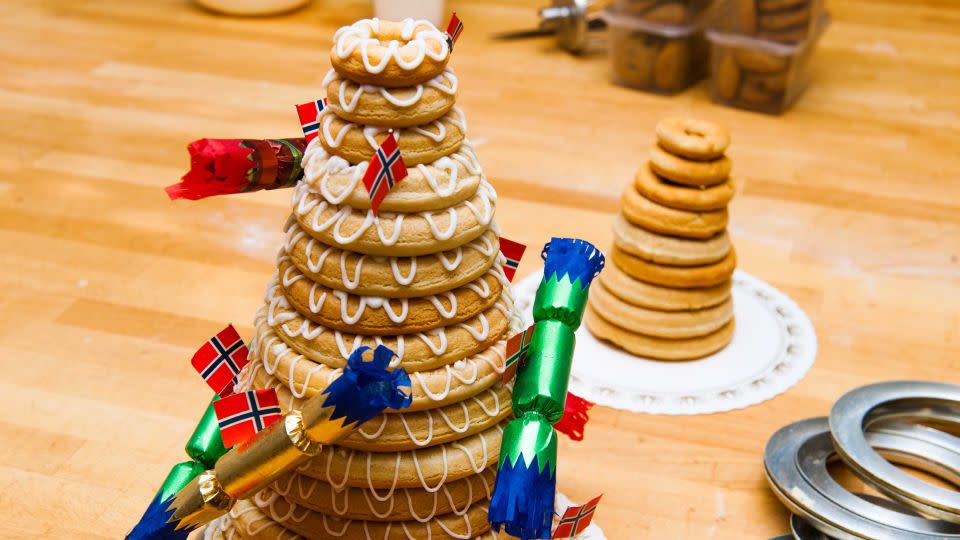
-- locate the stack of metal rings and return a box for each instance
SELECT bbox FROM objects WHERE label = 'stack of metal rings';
[764,381,960,539]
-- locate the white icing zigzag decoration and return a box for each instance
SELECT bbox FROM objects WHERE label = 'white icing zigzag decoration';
[323,68,458,112]
[333,18,450,74]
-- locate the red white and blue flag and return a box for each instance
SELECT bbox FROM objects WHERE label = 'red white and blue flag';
[213,389,282,448]
[295,98,327,144]
[362,132,408,215]
[499,237,527,282]
[502,323,535,383]
[191,324,249,397]
[445,12,464,50]
[552,494,603,539]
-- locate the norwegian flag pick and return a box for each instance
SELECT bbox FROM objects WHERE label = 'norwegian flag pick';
[213,389,283,448]
[445,12,464,50]
[362,132,408,215]
[502,323,535,383]
[295,98,327,144]
[499,237,527,282]
[191,325,249,397]
[552,495,603,539]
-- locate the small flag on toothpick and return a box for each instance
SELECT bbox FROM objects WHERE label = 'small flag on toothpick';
[213,389,282,448]
[445,12,464,50]
[552,495,603,539]
[362,132,408,215]
[499,237,527,282]
[191,325,250,397]
[296,98,327,144]
[502,323,535,383]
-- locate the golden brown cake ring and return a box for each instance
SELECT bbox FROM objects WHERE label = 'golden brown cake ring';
[301,139,484,213]
[246,318,508,411]
[273,469,495,523]
[649,144,732,186]
[250,366,512,452]
[277,258,504,334]
[613,246,737,289]
[621,184,728,239]
[251,491,493,540]
[283,221,500,298]
[589,280,734,339]
[613,213,731,266]
[634,161,735,212]
[292,180,497,257]
[331,18,450,87]
[655,117,731,160]
[298,423,505,490]
[324,68,458,128]
[261,284,514,373]
[585,307,735,361]
[598,260,731,311]
[318,108,466,166]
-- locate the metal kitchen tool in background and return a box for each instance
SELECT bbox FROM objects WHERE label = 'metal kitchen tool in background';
[764,381,960,539]
[495,0,607,54]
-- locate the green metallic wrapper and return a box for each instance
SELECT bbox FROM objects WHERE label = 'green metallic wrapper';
[185,397,227,469]
[157,460,206,502]
[533,274,590,329]
[512,320,574,424]
[498,412,558,472]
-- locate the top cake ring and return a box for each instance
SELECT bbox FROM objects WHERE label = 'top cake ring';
[331,18,450,87]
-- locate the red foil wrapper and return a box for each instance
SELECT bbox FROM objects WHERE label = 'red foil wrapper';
[166,138,307,201]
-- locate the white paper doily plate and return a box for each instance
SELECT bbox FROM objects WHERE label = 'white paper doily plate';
[514,269,817,415]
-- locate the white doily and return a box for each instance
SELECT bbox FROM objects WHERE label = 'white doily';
[514,269,817,415]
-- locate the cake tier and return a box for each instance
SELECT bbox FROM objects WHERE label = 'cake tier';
[245,311,508,411]
[277,257,507,335]
[291,180,496,257]
[261,282,515,373]
[323,68,458,128]
[301,140,484,214]
[272,469,494,522]
[282,220,500,298]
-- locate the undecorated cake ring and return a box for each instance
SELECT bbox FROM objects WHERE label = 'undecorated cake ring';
[261,284,515,373]
[655,117,731,160]
[649,144,732,186]
[251,490,493,540]
[299,423,504,490]
[246,318,507,411]
[324,68,458,128]
[634,161,735,211]
[599,261,731,311]
[318,108,465,166]
[585,307,735,361]
[278,257,505,334]
[284,221,500,298]
[301,139,484,213]
[274,469,495,523]
[292,180,497,257]
[622,184,728,239]
[251,366,512,452]
[613,246,737,288]
[331,18,450,88]
[589,280,733,339]
[613,213,731,266]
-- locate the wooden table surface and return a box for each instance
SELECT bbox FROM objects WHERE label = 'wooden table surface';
[2,0,958,538]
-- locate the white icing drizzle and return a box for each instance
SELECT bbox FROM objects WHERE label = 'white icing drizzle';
[333,18,449,74]
[285,218,498,291]
[301,137,483,205]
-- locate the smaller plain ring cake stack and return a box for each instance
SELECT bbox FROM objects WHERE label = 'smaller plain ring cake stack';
[585,117,738,361]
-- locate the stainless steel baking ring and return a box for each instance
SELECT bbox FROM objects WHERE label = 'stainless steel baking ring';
[765,417,960,539]
[830,381,960,522]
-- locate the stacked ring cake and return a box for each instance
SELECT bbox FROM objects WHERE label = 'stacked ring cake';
[225,18,523,539]
[585,117,738,360]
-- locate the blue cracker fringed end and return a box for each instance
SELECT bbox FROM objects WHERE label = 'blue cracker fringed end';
[541,237,605,289]
[125,494,191,540]
[322,344,412,426]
